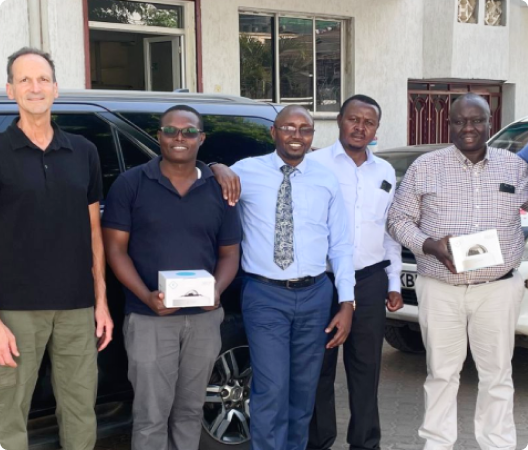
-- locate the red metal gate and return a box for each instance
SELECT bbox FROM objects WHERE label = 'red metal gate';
[408,81,502,145]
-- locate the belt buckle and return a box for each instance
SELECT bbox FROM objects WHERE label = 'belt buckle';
[286,278,300,289]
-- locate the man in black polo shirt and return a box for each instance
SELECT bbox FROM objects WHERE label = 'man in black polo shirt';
[0,48,113,450]
[102,105,242,450]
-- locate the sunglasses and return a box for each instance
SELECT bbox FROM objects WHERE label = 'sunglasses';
[159,126,203,139]
[276,125,315,137]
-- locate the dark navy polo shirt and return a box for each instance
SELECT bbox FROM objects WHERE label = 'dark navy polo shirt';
[101,156,242,316]
[0,119,103,310]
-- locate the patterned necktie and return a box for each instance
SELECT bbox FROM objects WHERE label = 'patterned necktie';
[274,165,295,270]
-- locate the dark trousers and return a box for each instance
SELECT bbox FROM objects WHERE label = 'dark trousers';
[242,275,333,450]
[307,269,388,450]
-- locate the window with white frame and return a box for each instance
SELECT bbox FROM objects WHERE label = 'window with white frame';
[239,13,344,113]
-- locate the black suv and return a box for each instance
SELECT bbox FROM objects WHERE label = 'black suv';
[0,89,281,450]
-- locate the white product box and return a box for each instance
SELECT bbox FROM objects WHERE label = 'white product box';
[449,229,504,273]
[158,270,215,308]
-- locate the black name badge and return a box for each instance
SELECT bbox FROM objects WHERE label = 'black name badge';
[380,180,392,193]
[499,183,515,194]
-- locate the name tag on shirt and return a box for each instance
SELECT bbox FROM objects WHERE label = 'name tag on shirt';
[499,183,515,194]
[380,180,392,193]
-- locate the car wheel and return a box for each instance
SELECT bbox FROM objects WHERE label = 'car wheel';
[384,324,425,353]
[200,315,251,450]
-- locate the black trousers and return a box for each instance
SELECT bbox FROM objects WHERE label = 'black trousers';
[307,268,389,450]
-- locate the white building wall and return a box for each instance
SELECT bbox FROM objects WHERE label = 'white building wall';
[1,0,527,146]
[45,0,86,88]
[505,0,528,123]
[0,0,84,88]
[200,0,425,149]
[0,0,30,86]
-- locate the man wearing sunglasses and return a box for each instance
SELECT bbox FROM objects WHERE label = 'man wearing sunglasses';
[211,105,355,450]
[102,105,242,450]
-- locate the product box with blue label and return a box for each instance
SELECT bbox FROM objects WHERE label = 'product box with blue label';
[158,270,215,308]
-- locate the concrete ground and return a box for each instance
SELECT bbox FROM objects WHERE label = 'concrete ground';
[94,343,528,450]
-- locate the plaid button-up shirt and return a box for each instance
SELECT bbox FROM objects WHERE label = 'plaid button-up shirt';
[387,145,528,285]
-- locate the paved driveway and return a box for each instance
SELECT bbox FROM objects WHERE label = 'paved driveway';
[95,343,528,450]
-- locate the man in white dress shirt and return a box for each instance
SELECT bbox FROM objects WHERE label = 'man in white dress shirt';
[307,95,403,450]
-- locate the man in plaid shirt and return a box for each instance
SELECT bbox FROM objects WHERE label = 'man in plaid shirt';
[388,93,528,450]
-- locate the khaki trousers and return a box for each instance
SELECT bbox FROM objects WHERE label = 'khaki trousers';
[0,308,98,450]
[416,272,524,450]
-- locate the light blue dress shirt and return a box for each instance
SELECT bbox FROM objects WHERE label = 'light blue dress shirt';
[231,151,355,302]
[308,141,402,292]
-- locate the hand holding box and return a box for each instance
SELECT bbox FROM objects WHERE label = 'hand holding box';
[159,270,215,307]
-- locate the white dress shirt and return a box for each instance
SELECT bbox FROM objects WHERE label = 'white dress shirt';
[308,140,402,293]
[231,151,356,302]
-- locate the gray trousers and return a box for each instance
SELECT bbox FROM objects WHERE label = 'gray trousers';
[124,308,224,450]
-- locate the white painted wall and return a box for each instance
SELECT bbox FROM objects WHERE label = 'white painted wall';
[506,0,528,123]
[45,0,86,88]
[0,0,84,88]
[1,0,527,146]
[0,0,30,86]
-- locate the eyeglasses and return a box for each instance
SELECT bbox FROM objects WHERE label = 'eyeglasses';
[449,118,488,128]
[159,126,203,139]
[275,125,315,137]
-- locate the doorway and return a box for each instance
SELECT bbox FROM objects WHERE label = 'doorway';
[144,36,183,91]
[89,30,184,91]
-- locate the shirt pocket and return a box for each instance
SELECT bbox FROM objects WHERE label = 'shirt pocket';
[302,184,331,225]
[491,190,522,224]
[365,189,390,222]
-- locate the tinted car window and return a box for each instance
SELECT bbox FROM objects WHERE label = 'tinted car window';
[120,112,275,165]
[488,122,528,153]
[52,114,120,197]
[119,132,153,170]
[0,114,17,133]
[377,151,422,185]
[0,115,17,132]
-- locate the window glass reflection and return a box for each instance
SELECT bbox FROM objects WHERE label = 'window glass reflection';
[89,0,183,28]
[239,15,274,102]
[279,17,314,110]
[316,20,341,112]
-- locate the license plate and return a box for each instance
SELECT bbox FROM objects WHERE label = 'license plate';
[401,270,417,290]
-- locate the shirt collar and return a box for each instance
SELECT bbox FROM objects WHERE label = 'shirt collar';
[331,139,377,166]
[272,150,307,174]
[143,156,214,181]
[453,144,490,166]
[7,117,73,152]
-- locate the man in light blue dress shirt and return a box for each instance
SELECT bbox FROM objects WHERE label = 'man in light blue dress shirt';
[223,105,356,450]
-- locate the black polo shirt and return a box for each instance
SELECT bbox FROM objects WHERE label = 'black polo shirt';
[101,156,242,316]
[0,119,103,310]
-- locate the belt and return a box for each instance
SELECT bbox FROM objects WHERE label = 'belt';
[455,269,514,286]
[245,272,326,289]
[355,260,391,282]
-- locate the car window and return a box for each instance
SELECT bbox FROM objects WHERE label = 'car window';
[52,113,121,197]
[120,112,275,165]
[0,115,17,132]
[376,152,422,185]
[119,132,153,171]
[488,122,528,153]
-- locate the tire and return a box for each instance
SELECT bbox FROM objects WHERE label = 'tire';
[384,324,425,353]
[200,313,251,450]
